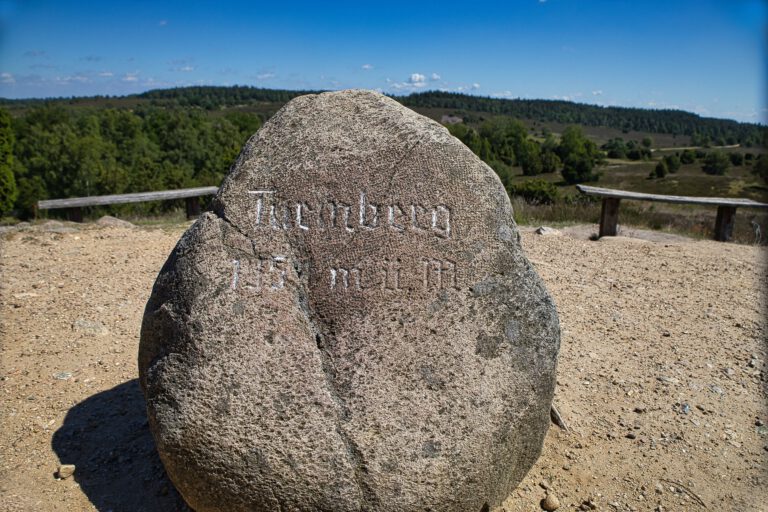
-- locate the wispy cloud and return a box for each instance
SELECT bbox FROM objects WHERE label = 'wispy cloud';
[23,50,46,58]
[430,73,441,80]
[592,90,603,96]
[158,20,168,26]
[98,71,114,77]
[361,64,373,70]
[492,90,515,98]
[553,92,583,101]
[456,83,481,92]
[256,72,275,80]
[54,74,90,85]
[0,72,15,84]
[122,72,139,82]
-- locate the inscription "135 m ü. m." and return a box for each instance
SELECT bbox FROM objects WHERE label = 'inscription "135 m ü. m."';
[230,256,459,295]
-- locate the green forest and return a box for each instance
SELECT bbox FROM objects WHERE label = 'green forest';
[0,86,765,219]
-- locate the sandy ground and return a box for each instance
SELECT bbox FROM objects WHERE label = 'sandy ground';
[0,220,766,512]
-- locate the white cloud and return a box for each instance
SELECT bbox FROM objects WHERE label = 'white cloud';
[361,64,373,70]
[389,72,430,91]
[410,73,426,84]
[539,0,547,3]
[98,71,114,77]
[159,20,168,26]
[256,72,275,80]
[178,65,194,72]
[471,83,480,90]
[122,72,139,82]
[0,72,15,84]
[592,90,603,96]
[492,91,515,98]
[430,73,441,80]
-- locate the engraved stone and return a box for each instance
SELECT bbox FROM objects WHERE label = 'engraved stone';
[139,90,560,512]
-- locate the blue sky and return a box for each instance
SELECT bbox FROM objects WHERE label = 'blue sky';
[0,0,765,123]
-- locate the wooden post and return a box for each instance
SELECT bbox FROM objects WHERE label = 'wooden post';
[67,207,84,223]
[185,197,201,219]
[714,205,736,241]
[599,198,621,237]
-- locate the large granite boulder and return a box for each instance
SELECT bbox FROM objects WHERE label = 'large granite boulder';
[139,90,560,512]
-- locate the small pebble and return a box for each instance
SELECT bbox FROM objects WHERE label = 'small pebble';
[541,493,560,511]
[56,464,76,479]
[626,432,637,440]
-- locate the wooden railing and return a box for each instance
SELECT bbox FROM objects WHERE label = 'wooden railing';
[36,186,219,222]
[576,185,768,241]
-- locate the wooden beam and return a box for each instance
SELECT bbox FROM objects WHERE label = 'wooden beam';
[599,198,621,237]
[37,186,219,210]
[714,205,737,242]
[185,196,202,219]
[66,207,83,223]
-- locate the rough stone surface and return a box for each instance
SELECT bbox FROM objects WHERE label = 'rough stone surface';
[139,90,560,512]
[96,215,135,228]
[535,226,561,236]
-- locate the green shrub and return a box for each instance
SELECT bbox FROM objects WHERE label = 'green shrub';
[0,109,17,216]
[702,151,730,175]
[680,149,696,164]
[561,155,599,184]
[650,161,668,179]
[508,179,560,205]
[728,152,744,166]
[663,155,681,173]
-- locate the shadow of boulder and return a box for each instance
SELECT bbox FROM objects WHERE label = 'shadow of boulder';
[52,379,191,512]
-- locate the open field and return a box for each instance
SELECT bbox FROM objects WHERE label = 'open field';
[1,220,766,511]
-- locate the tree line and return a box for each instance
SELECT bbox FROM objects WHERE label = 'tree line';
[1,85,766,219]
[3,85,763,146]
[0,105,261,217]
[402,91,764,147]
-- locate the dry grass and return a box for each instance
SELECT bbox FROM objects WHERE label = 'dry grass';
[511,197,768,245]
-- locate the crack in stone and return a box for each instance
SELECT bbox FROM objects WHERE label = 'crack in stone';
[215,208,378,510]
[297,290,379,511]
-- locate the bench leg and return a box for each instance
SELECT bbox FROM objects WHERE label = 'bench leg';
[67,207,84,223]
[714,205,736,242]
[185,197,201,219]
[599,198,621,237]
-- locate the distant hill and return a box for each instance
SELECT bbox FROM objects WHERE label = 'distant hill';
[1,85,764,146]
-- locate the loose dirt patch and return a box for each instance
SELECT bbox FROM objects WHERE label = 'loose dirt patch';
[1,222,766,511]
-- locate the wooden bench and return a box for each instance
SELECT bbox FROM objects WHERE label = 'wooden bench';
[36,186,219,222]
[576,185,768,242]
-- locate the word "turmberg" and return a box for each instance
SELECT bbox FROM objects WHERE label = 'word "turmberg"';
[247,190,452,238]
